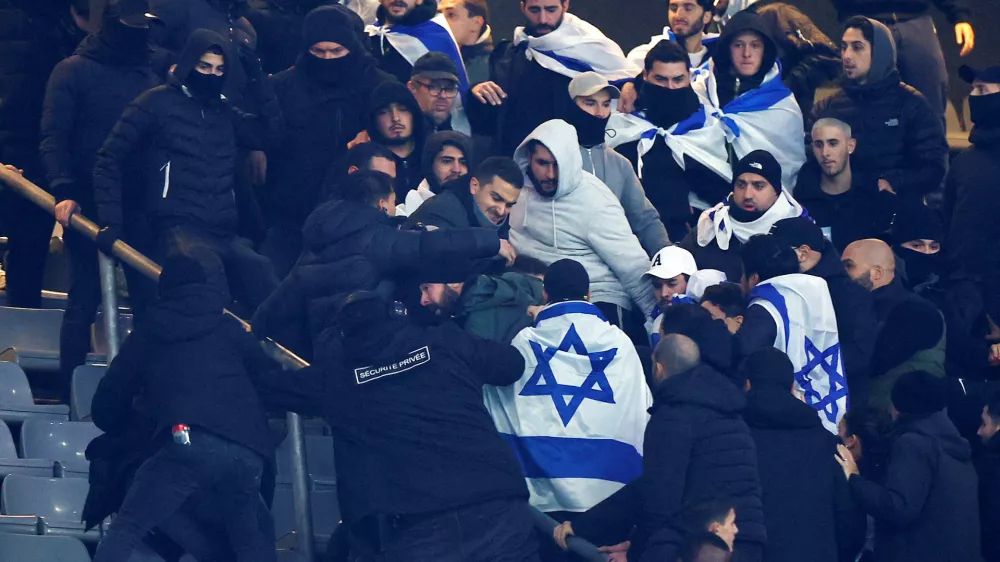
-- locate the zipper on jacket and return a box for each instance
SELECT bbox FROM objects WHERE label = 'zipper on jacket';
[161,161,171,198]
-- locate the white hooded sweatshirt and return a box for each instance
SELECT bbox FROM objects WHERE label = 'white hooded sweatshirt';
[510,120,657,315]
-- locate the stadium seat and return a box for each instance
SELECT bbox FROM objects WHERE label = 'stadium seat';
[277,550,307,562]
[69,365,106,421]
[0,307,65,372]
[271,486,340,550]
[0,533,90,562]
[0,362,69,425]
[276,434,336,490]
[19,420,102,478]
[0,419,55,480]
[1,474,88,523]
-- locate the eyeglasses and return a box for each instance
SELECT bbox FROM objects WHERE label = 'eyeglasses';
[414,81,460,98]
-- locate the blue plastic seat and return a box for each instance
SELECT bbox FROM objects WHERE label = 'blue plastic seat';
[69,365,106,421]
[0,419,54,480]
[1,474,88,523]
[0,533,91,562]
[0,362,69,425]
[276,434,336,489]
[0,307,65,372]
[19,419,102,478]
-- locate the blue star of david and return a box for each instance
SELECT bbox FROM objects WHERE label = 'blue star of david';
[795,337,849,423]
[519,324,618,426]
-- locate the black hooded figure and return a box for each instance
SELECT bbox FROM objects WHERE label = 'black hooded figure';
[92,28,282,316]
[365,80,429,201]
[261,5,394,278]
[711,11,779,109]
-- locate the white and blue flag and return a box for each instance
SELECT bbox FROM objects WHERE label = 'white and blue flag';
[366,13,471,134]
[513,13,640,82]
[627,27,719,80]
[692,62,806,190]
[487,301,651,513]
[749,274,848,434]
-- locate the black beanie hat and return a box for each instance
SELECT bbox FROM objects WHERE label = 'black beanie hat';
[301,5,365,54]
[733,149,783,193]
[544,259,590,303]
[891,370,947,416]
[892,200,944,245]
[740,348,795,389]
[770,217,824,251]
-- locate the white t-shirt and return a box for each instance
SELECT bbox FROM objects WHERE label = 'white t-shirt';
[689,45,709,69]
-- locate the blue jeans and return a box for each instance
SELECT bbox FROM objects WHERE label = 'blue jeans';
[350,498,540,562]
[93,428,276,562]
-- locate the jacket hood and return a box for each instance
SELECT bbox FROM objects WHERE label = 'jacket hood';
[895,410,972,463]
[365,81,427,146]
[139,246,230,342]
[302,199,390,254]
[744,387,823,430]
[653,363,747,415]
[513,119,584,199]
[859,17,898,85]
[460,272,544,316]
[422,131,473,192]
[171,28,233,86]
[76,32,148,66]
[712,11,778,84]
[376,0,438,26]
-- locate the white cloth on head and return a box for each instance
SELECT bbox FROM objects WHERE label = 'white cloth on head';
[490,300,651,512]
[692,62,806,190]
[749,274,848,434]
[513,13,640,81]
[627,27,719,79]
[695,190,806,251]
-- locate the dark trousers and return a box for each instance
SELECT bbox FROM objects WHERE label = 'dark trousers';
[0,149,52,308]
[260,224,303,281]
[93,428,276,562]
[59,225,101,396]
[887,15,948,120]
[349,498,540,562]
[732,540,764,562]
[594,301,648,349]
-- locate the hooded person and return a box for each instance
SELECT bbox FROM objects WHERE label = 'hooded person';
[692,10,806,190]
[509,119,657,345]
[679,150,807,282]
[810,16,947,200]
[364,80,429,201]
[40,0,162,393]
[89,245,279,561]
[838,370,982,562]
[262,4,395,278]
[563,71,669,256]
[397,130,473,216]
[891,201,944,291]
[93,28,283,316]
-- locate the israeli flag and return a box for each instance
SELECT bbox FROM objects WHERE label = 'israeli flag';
[513,13,640,81]
[606,107,732,210]
[366,13,471,134]
[692,61,806,190]
[487,301,651,513]
[627,27,719,80]
[749,274,848,434]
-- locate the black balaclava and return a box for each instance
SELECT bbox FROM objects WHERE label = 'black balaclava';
[638,82,702,130]
[297,5,373,86]
[893,201,944,288]
[969,92,1000,131]
[564,102,609,148]
[173,29,231,101]
[100,15,151,53]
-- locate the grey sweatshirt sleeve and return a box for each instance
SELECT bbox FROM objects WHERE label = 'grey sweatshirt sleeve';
[587,199,658,316]
[609,151,671,254]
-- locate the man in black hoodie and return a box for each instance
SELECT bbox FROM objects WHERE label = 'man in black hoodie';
[363,80,428,201]
[367,0,441,83]
[93,29,282,314]
[260,5,394,278]
[252,291,539,560]
[836,370,981,562]
[741,348,865,562]
[40,0,162,390]
[558,334,766,562]
[811,16,947,201]
[771,217,876,409]
[90,246,277,561]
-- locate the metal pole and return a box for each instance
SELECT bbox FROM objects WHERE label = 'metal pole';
[98,253,121,362]
[0,166,317,560]
[530,508,606,562]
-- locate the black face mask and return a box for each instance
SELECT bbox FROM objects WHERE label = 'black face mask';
[638,83,701,129]
[969,92,1000,129]
[300,52,361,86]
[185,71,225,100]
[565,103,609,148]
[898,247,940,287]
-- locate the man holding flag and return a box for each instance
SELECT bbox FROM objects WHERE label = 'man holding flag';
[467,0,639,156]
[486,259,651,520]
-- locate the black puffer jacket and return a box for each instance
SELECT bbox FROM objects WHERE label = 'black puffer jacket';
[93,29,283,234]
[251,199,501,358]
[745,386,865,562]
[849,411,981,562]
[368,0,438,83]
[810,19,947,198]
[832,0,971,24]
[572,364,766,561]
[40,33,161,205]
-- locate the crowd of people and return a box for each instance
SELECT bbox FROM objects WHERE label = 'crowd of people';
[0,0,998,560]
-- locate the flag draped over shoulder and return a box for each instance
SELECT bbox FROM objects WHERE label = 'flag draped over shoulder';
[750,274,848,434]
[513,13,640,81]
[366,13,472,134]
[486,301,651,513]
[627,27,718,80]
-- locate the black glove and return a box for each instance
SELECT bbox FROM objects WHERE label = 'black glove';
[94,226,122,256]
[238,46,265,83]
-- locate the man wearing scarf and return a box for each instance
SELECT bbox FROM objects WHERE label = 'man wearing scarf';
[679,150,806,283]
[438,0,493,85]
[609,40,731,242]
[467,0,637,157]
[628,0,718,72]
[262,5,393,278]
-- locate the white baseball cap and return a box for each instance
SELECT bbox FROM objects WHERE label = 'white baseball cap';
[685,269,727,302]
[645,246,698,280]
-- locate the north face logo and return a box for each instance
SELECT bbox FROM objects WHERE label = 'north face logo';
[749,162,763,170]
[885,118,899,127]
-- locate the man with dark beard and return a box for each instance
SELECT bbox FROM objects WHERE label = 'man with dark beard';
[367,0,444,83]
[627,0,717,71]
[260,5,393,278]
[364,81,428,201]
